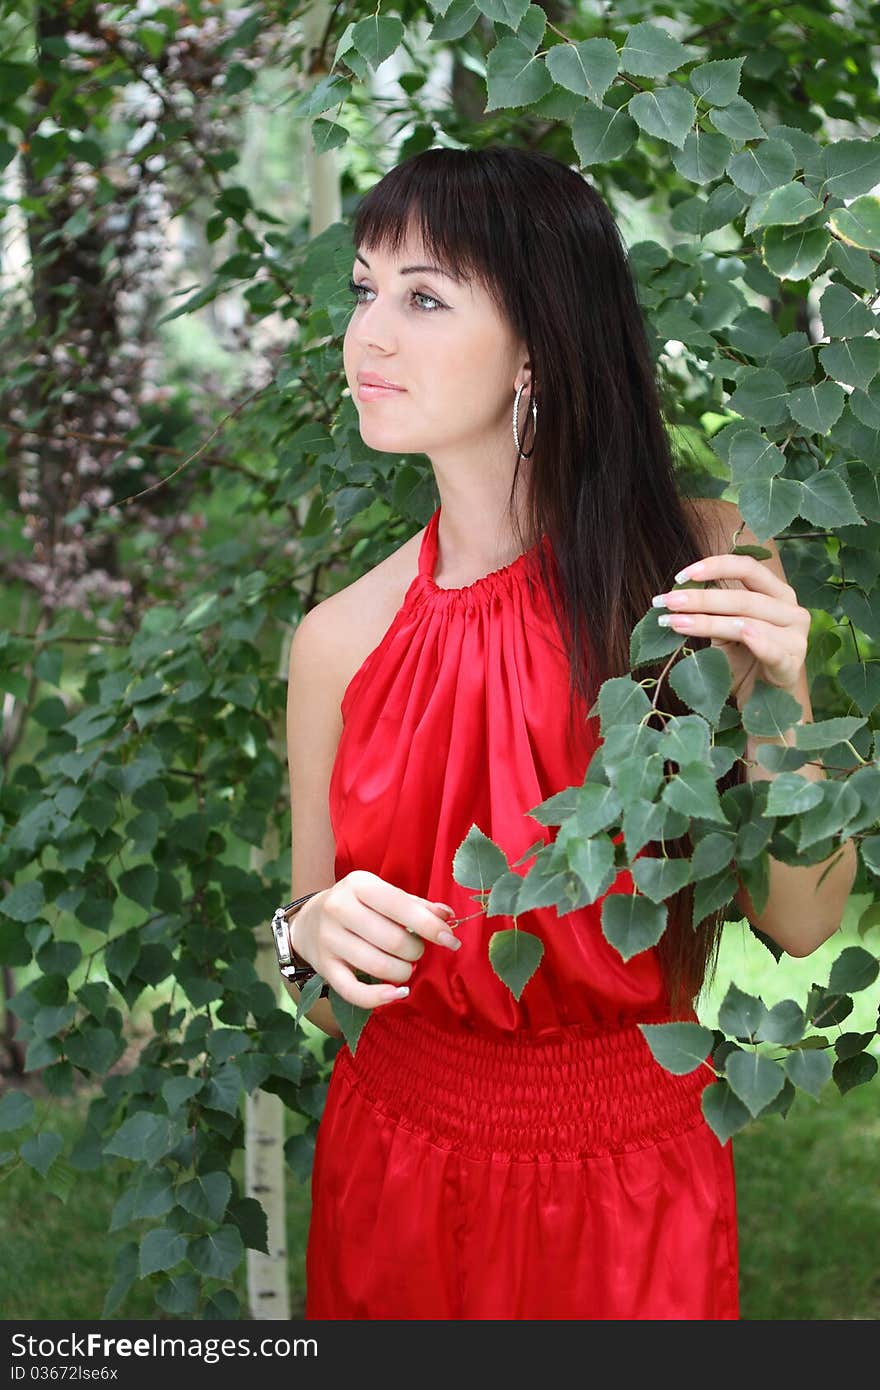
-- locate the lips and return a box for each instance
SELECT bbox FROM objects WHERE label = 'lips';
[357,372,404,390]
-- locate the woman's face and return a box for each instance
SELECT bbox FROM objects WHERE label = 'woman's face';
[342,228,530,467]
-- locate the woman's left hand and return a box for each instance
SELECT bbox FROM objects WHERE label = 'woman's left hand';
[651,553,811,709]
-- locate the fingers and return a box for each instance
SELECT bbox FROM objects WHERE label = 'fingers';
[315,872,462,1012]
[674,554,797,601]
[321,959,411,1011]
[654,586,799,627]
[346,870,460,948]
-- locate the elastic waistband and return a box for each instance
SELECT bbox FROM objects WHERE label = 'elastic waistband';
[335,1011,710,1161]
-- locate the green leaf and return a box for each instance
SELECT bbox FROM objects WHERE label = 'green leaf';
[701,1079,752,1144]
[762,226,829,281]
[105,931,141,985]
[207,1028,253,1063]
[746,182,823,233]
[785,1047,833,1099]
[65,1027,123,1075]
[710,96,765,143]
[139,1226,188,1278]
[741,680,805,737]
[36,940,82,976]
[670,129,731,185]
[827,946,879,994]
[0,1091,35,1132]
[20,1131,64,1177]
[162,1075,204,1112]
[630,854,692,904]
[829,195,880,252]
[453,825,510,890]
[727,138,796,195]
[661,761,726,824]
[795,471,862,528]
[102,1242,138,1319]
[789,380,845,439]
[350,14,404,71]
[819,282,875,338]
[228,1196,270,1255]
[110,1170,175,1230]
[807,985,853,1028]
[690,831,736,881]
[728,431,786,486]
[728,368,790,426]
[488,927,543,1000]
[1,880,45,922]
[571,104,638,166]
[545,37,617,105]
[201,1062,244,1115]
[822,141,880,200]
[485,37,552,111]
[834,1031,876,1062]
[725,1050,785,1117]
[765,772,825,817]
[628,87,696,150]
[795,715,866,752]
[639,1021,714,1075]
[565,832,616,902]
[155,1273,200,1317]
[601,892,667,962]
[832,1052,878,1096]
[755,999,805,1046]
[688,57,743,107]
[104,1112,179,1165]
[188,1223,244,1280]
[178,1171,232,1224]
[668,645,732,725]
[718,982,764,1040]
[619,21,692,78]
[118,864,158,910]
[328,989,371,1056]
[819,338,880,392]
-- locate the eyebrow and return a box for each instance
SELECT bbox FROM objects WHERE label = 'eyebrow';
[354,251,461,283]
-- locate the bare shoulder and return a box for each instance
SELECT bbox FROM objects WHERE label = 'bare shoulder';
[680,494,737,550]
[291,525,426,702]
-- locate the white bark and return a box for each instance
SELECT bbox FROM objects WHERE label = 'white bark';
[245,0,340,1322]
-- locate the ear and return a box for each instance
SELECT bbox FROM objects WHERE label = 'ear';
[515,357,533,393]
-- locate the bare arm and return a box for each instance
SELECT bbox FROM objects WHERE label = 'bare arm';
[284,601,348,1039]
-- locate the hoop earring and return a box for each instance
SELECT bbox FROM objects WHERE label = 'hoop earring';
[512,381,537,459]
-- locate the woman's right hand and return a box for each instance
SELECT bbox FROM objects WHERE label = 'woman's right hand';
[291,870,461,1009]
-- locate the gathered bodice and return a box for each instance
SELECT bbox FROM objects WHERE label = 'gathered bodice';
[328,505,674,1037]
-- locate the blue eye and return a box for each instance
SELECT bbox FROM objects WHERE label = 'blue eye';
[347,277,443,312]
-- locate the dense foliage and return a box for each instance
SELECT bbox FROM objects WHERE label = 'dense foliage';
[1,0,878,1318]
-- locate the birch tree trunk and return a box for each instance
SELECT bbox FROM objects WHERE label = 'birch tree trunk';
[244,0,341,1321]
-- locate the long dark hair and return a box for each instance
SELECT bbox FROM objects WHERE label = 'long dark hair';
[351,145,746,1017]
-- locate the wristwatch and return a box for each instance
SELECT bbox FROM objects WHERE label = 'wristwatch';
[270,892,331,998]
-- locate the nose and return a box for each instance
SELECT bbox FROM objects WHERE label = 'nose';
[349,295,397,353]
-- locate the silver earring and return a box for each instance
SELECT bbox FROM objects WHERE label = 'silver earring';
[512,381,537,459]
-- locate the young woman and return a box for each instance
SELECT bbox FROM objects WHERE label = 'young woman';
[282,146,844,1319]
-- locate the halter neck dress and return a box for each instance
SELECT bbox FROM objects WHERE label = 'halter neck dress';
[304,505,739,1320]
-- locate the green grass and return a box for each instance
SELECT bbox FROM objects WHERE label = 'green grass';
[1,901,877,1322]
[0,1096,315,1321]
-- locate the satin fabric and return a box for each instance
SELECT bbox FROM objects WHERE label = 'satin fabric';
[305,505,739,1319]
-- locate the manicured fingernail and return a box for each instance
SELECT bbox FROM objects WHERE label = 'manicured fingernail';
[651,594,669,608]
[438,930,462,950]
[675,564,702,582]
[385,985,409,1000]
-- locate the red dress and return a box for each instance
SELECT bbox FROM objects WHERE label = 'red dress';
[305,505,739,1320]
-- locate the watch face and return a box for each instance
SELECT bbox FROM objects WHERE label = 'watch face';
[271,911,293,966]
